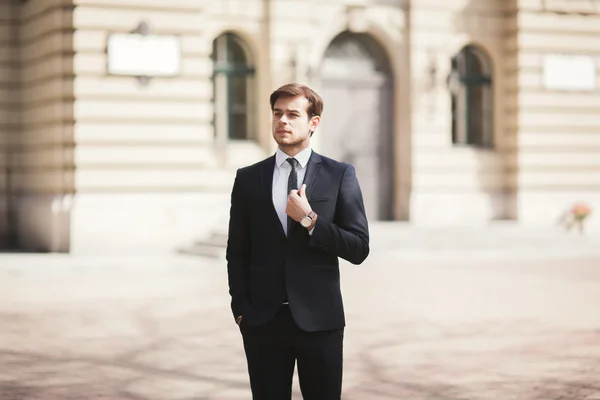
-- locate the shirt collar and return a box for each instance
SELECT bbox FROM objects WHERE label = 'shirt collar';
[275,147,312,169]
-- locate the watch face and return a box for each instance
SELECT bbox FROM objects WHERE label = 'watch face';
[300,217,311,228]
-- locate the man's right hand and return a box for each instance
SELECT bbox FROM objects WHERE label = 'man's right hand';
[236,316,242,326]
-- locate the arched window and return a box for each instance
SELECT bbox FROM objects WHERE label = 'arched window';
[212,33,256,141]
[448,45,493,148]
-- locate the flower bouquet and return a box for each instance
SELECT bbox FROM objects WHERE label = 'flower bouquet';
[564,202,592,234]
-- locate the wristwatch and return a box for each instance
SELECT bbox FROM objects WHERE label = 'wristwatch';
[300,211,317,229]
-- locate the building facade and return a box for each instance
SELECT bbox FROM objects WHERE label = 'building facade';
[1,0,599,253]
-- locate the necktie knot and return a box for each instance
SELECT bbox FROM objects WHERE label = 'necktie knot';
[286,157,299,169]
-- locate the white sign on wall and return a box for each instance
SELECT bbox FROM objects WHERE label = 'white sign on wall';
[107,33,181,77]
[542,54,597,91]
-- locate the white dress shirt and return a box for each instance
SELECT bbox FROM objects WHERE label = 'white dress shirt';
[273,147,312,236]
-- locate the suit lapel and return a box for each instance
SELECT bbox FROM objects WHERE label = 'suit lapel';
[261,151,322,238]
[260,156,286,237]
[303,151,323,198]
[288,150,321,238]
[287,151,323,237]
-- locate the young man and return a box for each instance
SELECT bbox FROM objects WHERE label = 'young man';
[226,83,370,399]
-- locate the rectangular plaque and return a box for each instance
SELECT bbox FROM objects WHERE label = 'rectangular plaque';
[107,33,181,77]
[542,54,597,91]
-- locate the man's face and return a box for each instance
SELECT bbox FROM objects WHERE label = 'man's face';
[272,95,320,149]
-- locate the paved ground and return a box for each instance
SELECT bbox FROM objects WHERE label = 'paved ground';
[1,225,600,399]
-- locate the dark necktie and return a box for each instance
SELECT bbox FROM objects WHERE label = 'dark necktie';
[286,158,299,234]
[286,157,299,194]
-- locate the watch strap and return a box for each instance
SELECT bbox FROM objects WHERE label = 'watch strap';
[306,212,317,230]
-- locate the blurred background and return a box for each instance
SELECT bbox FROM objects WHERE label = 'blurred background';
[1,0,600,399]
[1,0,599,255]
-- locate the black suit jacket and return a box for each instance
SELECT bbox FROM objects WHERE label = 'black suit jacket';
[226,151,369,332]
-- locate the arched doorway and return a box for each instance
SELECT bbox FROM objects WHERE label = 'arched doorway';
[212,33,256,141]
[319,32,394,221]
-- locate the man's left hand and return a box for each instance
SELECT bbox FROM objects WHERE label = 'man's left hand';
[286,184,312,222]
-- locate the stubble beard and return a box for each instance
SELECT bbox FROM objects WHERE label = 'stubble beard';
[275,131,310,154]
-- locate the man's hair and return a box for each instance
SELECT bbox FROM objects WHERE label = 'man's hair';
[269,83,324,119]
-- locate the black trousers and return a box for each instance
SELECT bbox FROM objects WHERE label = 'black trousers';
[240,305,344,400]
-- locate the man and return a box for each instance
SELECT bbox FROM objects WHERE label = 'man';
[226,83,370,400]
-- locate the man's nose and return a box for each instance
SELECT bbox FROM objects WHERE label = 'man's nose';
[279,115,289,124]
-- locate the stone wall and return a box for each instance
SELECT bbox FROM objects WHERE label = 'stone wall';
[514,0,600,231]
[67,0,269,253]
[409,0,517,226]
[0,0,19,248]
[11,0,75,252]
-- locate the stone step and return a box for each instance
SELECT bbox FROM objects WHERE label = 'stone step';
[178,231,228,258]
[194,232,228,248]
[177,242,225,258]
[180,222,600,260]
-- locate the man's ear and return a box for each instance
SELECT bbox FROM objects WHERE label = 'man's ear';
[310,116,321,133]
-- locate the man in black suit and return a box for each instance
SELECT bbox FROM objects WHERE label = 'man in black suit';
[226,83,370,399]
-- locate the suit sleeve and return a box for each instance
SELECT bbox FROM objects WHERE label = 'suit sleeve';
[226,170,250,319]
[308,165,370,265]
